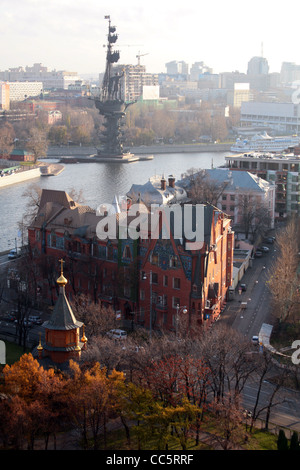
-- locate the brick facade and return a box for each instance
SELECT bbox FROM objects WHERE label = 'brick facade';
[28,189,234,332]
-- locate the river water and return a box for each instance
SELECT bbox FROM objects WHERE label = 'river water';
[0,151,230,252]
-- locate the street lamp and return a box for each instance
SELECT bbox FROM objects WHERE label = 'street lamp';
[175,304,188,339]
[142,270,153,338]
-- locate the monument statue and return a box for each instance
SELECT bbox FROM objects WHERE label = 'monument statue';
[93,16,136,157]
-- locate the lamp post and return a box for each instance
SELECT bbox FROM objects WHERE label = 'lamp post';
[142,270,152,338]
[175,304,188,339]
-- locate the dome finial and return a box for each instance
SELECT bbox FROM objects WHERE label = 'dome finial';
[57,258,67,286]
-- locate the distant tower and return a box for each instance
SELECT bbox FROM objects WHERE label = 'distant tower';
[92,16,136,157]
[42,259,87,364]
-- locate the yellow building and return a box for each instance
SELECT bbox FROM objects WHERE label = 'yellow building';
[0,82,10,110]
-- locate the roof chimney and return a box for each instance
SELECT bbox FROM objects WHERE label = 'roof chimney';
[161,176,166,190]
[168,175,175,188]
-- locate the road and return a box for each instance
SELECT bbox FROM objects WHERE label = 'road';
[223,242,277,340]
[220,238,300,432]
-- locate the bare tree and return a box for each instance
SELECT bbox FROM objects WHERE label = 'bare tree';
[25,127,48,163]
[249,350,289,431]
[198,324,256,403]
[181,168,229,206]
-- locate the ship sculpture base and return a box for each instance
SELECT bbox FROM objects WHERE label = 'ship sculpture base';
[91,151,153,163]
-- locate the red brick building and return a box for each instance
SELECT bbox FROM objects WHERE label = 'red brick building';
[28,189,234,332]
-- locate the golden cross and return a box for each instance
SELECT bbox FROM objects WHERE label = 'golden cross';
[59,258,65,275]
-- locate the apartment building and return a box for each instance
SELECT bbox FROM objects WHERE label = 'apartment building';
[225,152,300,219]
[113,64,159,102]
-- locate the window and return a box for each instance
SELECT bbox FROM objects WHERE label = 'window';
[230,194,235,201]
[140,290,145,301]
[172,297,180,308]
[152,272,158,284]
[169,255,179,268]
[173,278,181,289]
[163,275,168,287]
[151,253,159,265]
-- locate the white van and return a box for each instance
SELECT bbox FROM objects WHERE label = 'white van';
[107,329,127,340]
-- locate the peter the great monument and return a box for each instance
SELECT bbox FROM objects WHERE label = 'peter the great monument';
[91,15,152,163]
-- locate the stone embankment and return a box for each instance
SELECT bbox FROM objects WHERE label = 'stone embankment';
[47,142,232,158]
[0,166,41,188]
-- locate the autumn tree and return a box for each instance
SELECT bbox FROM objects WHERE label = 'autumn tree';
[65,360,124,450]
[268,218,300,324]
[1,353,67,449]
[0,122,15,158]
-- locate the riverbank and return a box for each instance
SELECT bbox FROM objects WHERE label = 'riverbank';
[47,142,232,158]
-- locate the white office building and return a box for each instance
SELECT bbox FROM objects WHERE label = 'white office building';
[240,102,300,134]
[8,82,43,101]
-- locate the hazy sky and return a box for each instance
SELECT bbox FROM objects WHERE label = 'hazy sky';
[2,0,300,76]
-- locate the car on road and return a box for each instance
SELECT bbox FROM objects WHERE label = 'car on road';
[8,249,20,260]
[252,335,259,345]
[106,329,127,340]
[259,246,270,253]
[240,283,247,291]
[264,237,274,244]
[254,250,263,258]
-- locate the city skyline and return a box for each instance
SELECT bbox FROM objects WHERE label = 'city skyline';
[2,0,300,77]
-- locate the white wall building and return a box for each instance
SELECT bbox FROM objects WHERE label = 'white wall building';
[240,102,300,134]
[8,82,43,101]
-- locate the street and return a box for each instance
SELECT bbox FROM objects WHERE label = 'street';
[223,242,276,340]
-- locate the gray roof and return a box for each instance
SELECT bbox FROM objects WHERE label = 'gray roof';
[43,286,83,331]
[178,168,271,192]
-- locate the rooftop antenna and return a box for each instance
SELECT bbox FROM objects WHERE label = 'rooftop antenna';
[261,41,264,57]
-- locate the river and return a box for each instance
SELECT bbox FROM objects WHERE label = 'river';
[0,151,230,252]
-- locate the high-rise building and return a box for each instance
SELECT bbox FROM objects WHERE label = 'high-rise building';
[190,62,212,81]
[165,61,189,78]
[113,64,159,102]
[247,56,269,75]
[227,83,251,108]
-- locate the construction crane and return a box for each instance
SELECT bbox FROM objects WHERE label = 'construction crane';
[136,52,149,66]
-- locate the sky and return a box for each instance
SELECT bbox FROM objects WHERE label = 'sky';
[2,0,300,77]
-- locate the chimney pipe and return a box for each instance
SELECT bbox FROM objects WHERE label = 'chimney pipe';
[168,175,175,188]
[161,176,166,190]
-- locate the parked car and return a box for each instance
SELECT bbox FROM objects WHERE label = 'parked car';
[8,249,20,260]
[6,311,17,321]
[28,315,43,325]
[240,283,247,291]
[254,250,263,258]
[259,246,270,253]
[264,237,274,244]
[252,335,259,345]
[106,329,127,340]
